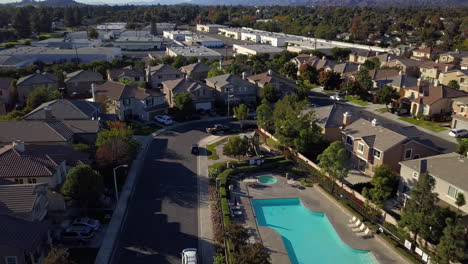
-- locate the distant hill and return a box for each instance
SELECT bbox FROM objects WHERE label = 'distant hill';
[174,0,468,6]
[14,0,84,6]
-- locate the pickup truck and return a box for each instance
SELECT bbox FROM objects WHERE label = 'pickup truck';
[206,124,231,134]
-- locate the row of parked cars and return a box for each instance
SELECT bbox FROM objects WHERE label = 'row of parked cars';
[60,217,100,243]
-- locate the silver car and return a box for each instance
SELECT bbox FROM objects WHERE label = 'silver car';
[181,248,197,264]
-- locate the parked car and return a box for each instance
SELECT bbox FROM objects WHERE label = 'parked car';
[72,217,100,231]
[330,94,344,101]
[389,107,409,116]
[206,124,230,134]
[449,128,468,138]
[240,122,258,131]
[191,144,199,155]
[155,115,173,125]
[181,248,198,264]
[61,226,95,242]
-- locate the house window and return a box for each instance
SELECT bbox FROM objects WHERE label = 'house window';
[146,98,153,106]
[405,149,412,160]
[357,143,364,154]
[461,107,467,114]
[448,186,463,199]
[176,74,180,78]
[27,178,37,184]
[5,256,18,264]
[14,179,24,184]
[373,149,381,159]
[412,172,419,178]
[345,136,353,145]
[461,78,466,83]
[123,98,131,106]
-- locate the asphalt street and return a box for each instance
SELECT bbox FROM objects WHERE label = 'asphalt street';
[111,120,239,264]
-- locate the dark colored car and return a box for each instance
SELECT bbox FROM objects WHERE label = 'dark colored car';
[240,122,258,131]
[191,144,199,155]
[206,124,231,134]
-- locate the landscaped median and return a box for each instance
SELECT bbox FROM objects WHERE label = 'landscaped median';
[207,137,230,160]
[345,95,370,106]
[398,117,447,132]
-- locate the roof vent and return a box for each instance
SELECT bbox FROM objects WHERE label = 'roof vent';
[371,118,380,126]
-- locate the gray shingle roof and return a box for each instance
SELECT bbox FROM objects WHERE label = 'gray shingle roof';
[0,215,48,251]
[180,63,210,73]
[205,73,256,89]
[24,99,100,120]
[65,70,103,83]
[148,64,182,75]
[0,121,74,144]
[17,72,58,86]
[0,184,46,219]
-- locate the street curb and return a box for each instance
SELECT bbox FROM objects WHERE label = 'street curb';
[95,136,152,264]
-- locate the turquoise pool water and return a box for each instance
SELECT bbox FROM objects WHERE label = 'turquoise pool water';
[258,175,277,184]
[252,198,379,264]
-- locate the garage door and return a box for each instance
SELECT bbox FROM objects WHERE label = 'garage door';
[454,119,468,129]
[195,102,212,110]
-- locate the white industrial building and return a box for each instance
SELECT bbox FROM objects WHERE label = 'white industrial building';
[67,30,112,41]
[196,24,228,33]
[241,31,261,43]
[114,37,163,51]
[143,23,176,35]
[0,46,122,65]
[96,22,127,36]
[233,44,283,58]
[185,35,224,48]
[31,38,102,48]
[120,30,154,38]
[219,28,244,39]
[260,33,302,47]
[166,46,222,60]
[163,30,193,41]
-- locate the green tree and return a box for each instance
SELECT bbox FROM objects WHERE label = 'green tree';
[375,85,399,110]
[280,62,297,79]
[171,55,189,69]
[357,68,373,91]
[317,141,349,193]
[222,136,249,160]
[399,172,439,243]
[233,104,249,126]
[233,243,271,264]
[26,87,61,110]
[173,92,195,120]
[12,8,31,38]
[259,83,280,103]
[456,193,465,213]
[224,223,249,251]
[363,57,381,70]
[298,63,318,85]
[256,99,273,131]
[362,165,399,206]
[448,80,460,90]
[340,80,365,97]
[61,165,104,208]
[293,123,323,157]
[456,138,468,155]
[330,47,351,62]
[43,247,74,264]
[433,218,465,264]
[87,27,99,39]
[318,70,341,90]
[207,67,224,78]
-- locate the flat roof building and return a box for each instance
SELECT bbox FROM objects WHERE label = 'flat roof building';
[185,34,224,48]
[143,23,176,35]
[114,36,163,51]
[233,44,283,58]
[163,30,194,41]
[260,32,302,47]
[196,24,228,33]
[31,38,102,49]
[219,28,244,40]
[166,46,222,60]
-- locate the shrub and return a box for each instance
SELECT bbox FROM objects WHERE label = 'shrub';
[209,167,221,181]
[221,198,231,226]
[300,177,314,187]
[73,143,92,153]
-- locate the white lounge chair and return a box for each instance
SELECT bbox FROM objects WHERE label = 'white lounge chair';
[349,216,357,223]
[352,223,366,233]
[348,219,361,228]
[357,228,373,238]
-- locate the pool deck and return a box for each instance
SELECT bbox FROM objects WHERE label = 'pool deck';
[231,174,411,264]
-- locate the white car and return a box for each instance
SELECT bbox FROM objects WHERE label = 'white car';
[72,217,100,231]
[449,128,468,138]
[155,115,173,125]
[330,94,343,101]
[181,248,197,264]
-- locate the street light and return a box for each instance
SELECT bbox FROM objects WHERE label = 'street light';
[226,87,233,117]
[113,164,128,202]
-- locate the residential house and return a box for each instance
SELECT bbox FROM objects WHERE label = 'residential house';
[0,215,49,264]
[419,61,456,83]
[332,63,359,77]
[16,72,58,105]
[383,57,424,77]
[341,117,440,176]
[411,47,445,61]
[410,82,468,116]
[162,77,215,110]
[205,73,258,105]
[461,56,468,70]
[179,63,210,81]
[247,70,297,97]
[350,68,400,90]
[290,54,337,72]
[64,70,104,98]
[348,50,386,64]
[23,99,101,121]
[146,64,183,89]
[451,97,468,130]
[107,66,145,84]
[438,50,468,64]
[311,104,350,142]
[0,183,49,221]
[438,69,468,92]
[0,120,74,146]
[93,81,167,121]
[0,77,15,114]
[398,153,468,214]
[0,141,90,188]
[290,54,317,68]
[374,74,419,110]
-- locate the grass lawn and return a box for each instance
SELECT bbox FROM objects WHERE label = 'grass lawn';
[68,248,99,264]
[127,122,162,135]
[322,89,338,94]
[206,137,229,160]
[399,117,447,132]
[375,108,388,113]
[345,96,369,106]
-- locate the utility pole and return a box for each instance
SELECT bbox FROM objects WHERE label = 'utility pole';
[226,87,232,117]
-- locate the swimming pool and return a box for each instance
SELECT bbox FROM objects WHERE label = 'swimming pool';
[257,175,277,184]
[252,198,379,264]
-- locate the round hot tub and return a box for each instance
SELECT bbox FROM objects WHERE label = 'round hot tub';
[257,175,277,184]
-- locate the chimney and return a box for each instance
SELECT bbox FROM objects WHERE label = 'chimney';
[399,70,403,75]
[242,72,246,80]
[357,65,361,71]
[371,118,379,126]
[343,112,352,126]
[36,69,41,74]
[267,69,272,76]
[44,105,52,119]
[322,56,326,60]
[444,65,449,72]
[417,78,422,87]
[12,140,25,152]
[91,83,97,102]
[185,74,190,80]
[434,79,440,86]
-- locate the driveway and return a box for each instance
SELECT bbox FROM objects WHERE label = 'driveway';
[111,120,239,264]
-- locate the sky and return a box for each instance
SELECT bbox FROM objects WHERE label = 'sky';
[0,0,170,3]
